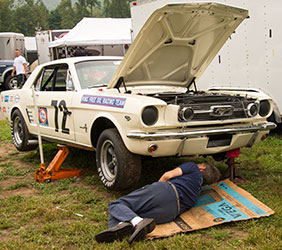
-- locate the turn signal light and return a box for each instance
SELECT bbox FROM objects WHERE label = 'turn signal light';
[148,144,158,152]
[261,134,268,141]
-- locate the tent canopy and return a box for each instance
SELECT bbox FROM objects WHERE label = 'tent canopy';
[49,18,132,48]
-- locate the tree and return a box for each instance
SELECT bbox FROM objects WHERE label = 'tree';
[104,0,130,18]
[57,0,76,29]
[12,0,49,36]
[0,0,14,32]
[74,0,90,23]
[86,0,100,16]
[49,9,61,30]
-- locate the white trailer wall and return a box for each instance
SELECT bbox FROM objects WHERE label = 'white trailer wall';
[130,0,282,122]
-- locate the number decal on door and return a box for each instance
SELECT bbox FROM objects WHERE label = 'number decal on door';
[51,100,72,134]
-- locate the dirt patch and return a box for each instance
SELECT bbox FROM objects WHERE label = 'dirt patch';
[225,225,248,238]
[0,187,37,199]
[0,172,33,188]
[0,143,18,159]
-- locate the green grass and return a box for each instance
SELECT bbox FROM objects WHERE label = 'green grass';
[0,120,11,143]
[6,182,29,190]
[0,119,281,249]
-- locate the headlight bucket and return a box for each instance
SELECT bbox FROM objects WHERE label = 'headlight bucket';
[247,103,259,117]
[142,106,158,126]
[259,100,271,117]
[178,107,194,121]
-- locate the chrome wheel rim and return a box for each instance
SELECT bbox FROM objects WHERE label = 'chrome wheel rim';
[100,140,118,182]
[13,116,23,145]
[9,78,18,89]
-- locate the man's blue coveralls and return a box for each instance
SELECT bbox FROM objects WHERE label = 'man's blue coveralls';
[108,162,203,227]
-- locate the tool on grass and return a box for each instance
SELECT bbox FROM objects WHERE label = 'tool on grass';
[32,87,84,183]
[34,145,85,183]
[224,148,248,184]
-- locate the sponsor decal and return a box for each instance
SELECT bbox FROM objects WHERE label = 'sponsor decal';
[1,96,3,103]
[81,95,126,108]
[4,95,9,102]
[38,107,48,126]
[10,96,13,103]
[14,95,20,103]
[7,106,10,114]
[2,107,6,113]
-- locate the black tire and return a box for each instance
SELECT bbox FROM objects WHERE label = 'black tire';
[96,128,141,191]
[3,74,17,90]
[212,152,227,162]
[11,110,37,151]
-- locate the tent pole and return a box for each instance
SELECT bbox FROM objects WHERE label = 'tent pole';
[65,46,68,58]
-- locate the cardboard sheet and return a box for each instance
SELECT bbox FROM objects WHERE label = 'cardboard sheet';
[147,179,274,239]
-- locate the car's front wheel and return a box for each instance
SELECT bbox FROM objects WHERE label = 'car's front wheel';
[4,75,17,90]
[11,110,37,151]
[96,128,141,190]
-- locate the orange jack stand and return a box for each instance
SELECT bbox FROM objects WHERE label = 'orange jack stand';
[34,145,85,183]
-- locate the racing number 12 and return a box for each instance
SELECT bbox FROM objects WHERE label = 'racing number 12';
[51,100,71,134]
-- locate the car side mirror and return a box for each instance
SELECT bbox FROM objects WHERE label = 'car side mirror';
[66,70,74,91]
[66,80,74,91]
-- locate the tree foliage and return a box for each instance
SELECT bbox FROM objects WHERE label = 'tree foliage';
[0,0,15,32]
[0,0,131,36]
[13,0,50,36]
[104,0,130,18]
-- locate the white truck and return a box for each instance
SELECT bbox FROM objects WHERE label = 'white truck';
[0,32,26,90]
[130,0,282,123]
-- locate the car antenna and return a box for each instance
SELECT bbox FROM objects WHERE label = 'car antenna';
[115,77,130,94]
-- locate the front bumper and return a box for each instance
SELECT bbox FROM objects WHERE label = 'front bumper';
[127,122,276,141]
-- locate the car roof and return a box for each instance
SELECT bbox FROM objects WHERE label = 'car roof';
[40,56,123,67]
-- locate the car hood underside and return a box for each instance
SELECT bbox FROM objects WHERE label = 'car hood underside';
[108,2,248,89]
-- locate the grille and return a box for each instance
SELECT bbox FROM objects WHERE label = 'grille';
[188,101,250,121]
[151,92,257,122]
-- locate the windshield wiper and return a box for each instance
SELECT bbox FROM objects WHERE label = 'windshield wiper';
[88,84,108,88]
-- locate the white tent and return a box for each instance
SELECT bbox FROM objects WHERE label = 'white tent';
[49,18,132,48]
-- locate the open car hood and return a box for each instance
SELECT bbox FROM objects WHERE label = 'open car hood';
[108,2,248,89]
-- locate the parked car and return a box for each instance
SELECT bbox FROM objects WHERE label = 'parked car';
[0,3,276,190]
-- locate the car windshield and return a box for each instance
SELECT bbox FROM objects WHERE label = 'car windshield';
[75,60,121,89]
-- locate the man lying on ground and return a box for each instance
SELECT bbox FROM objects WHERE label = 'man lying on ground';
[95,162,221,244]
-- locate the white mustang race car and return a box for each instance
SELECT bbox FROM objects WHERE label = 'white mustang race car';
[0,3,276,190]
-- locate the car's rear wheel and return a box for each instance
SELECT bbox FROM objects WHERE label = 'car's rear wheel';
[96,128,141,190]
[11,110,37,151]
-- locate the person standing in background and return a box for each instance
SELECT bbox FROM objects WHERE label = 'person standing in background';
[11,49,28,88]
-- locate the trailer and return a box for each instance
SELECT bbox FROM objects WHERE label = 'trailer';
[0,32,25,90]
[35,30,69,64]
[130,0,282,123]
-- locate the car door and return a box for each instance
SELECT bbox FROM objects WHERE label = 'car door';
[32,63,76,142]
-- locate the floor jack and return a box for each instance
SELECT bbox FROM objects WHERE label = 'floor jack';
[224,148,248,184]
[35,145,85,183]
[32,87,84,183]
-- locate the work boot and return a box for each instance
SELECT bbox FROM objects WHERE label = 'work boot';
[128,218,156,244]
[95,222,134,243]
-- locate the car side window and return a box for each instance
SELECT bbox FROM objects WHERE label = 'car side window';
[37,64,69,91]
[41,69,54,91]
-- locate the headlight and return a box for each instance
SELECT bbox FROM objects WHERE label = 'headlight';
[247,103,258,117]
[259,100,271,117]
[142,106,158,126]
[178,107,194,121]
